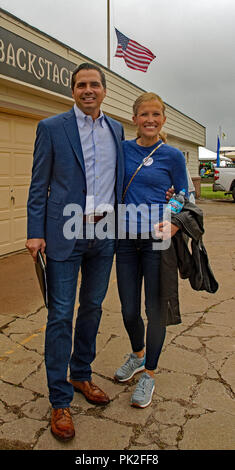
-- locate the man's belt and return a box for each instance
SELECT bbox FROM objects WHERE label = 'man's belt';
[83,213,107,224]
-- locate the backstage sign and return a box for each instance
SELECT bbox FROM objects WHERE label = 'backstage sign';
[0,26,77,98]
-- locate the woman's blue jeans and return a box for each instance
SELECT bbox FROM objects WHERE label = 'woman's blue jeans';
[116,237,166,371]
[45,237,115,408]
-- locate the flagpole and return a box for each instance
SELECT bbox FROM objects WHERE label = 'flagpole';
[107,0,110,69]
[217,125,222,167]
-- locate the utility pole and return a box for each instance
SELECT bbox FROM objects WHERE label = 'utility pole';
[107,0,110,69]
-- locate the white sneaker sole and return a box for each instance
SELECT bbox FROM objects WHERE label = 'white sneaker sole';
[115,364,145,382]
[131,385,155,408]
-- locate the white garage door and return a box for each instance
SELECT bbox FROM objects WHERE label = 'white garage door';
[0,113,38,256]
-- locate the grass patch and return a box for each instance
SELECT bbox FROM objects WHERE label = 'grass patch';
[200,185,232,200]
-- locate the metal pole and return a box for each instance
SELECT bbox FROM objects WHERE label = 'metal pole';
[219,125,222,142]
[107,0,110,69]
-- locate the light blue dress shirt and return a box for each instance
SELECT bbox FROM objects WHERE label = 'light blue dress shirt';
[74,104,117,214]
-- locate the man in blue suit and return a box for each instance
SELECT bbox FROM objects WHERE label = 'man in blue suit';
[26,63,125,441]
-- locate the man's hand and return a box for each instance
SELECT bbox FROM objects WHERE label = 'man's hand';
[166,186,174,201]
[154,220,179,240]
[25,238,46,263]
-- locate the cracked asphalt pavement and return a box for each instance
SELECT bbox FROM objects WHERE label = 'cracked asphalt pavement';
[0,200,234,451]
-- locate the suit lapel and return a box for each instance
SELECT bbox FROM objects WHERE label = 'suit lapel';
[63,109,86,174]
[104,115,122,154]
[104,115,125,202]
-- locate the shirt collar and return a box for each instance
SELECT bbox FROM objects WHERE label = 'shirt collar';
[74,104,105,128]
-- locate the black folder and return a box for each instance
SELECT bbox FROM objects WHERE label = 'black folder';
[35,250,48,308]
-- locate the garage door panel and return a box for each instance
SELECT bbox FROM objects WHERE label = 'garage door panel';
[0,187,11,210]
[0,220,10,244]
[13,186,29,209]
[14,119,37,147]
[13,216,27,242]
[0,152,11,176]
[13,178,31,187]
[0,116,12,144]
[0,210,11,221]
[0,113,39,256]
[14,152,33,176]
[12,207,26,217]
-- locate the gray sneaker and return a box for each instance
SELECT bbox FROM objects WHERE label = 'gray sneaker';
[131,372,155,408]
[115,353,145,382]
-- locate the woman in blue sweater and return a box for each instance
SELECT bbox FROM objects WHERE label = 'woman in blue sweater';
[115,92,188,408]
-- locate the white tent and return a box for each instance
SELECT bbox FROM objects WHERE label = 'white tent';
[199,147,232,162]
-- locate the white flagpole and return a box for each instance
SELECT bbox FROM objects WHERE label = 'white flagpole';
[107,0,110,69]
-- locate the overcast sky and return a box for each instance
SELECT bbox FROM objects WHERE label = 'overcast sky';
[1,0,235,151]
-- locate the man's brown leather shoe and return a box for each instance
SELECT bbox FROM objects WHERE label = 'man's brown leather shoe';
[51,407,75,441]
[70,379,110,405]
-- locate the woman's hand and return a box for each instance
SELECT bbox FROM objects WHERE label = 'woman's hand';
[154,221,179,240]
[165,186,174,201]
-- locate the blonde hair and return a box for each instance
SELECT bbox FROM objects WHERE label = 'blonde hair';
[133,92,167,142]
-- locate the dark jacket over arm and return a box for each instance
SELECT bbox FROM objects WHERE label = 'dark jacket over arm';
[159,201,218,327]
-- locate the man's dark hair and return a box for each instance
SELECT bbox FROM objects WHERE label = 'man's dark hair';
[71,63,106,90]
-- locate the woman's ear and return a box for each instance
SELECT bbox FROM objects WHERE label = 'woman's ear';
[132,115,137,125]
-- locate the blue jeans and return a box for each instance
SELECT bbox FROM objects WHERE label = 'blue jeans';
[45,237,115,408]
[116,237,166,371]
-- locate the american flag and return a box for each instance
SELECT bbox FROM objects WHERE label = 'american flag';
[114,29,156,72]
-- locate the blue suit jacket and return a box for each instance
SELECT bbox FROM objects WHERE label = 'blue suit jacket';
[27,108,125,260]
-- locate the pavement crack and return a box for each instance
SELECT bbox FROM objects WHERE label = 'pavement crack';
[0,438,32,450]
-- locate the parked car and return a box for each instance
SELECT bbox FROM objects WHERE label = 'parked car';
[213,165,235,201]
